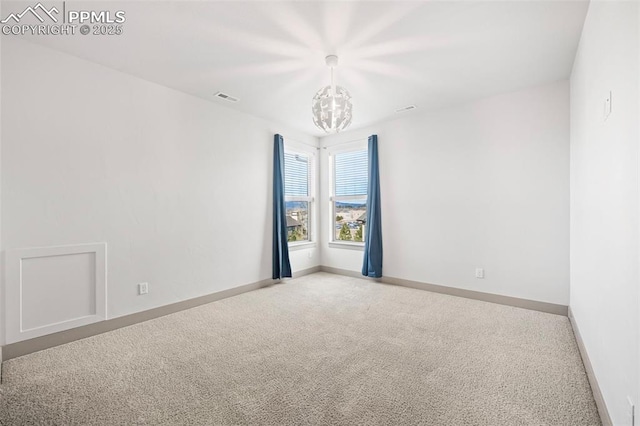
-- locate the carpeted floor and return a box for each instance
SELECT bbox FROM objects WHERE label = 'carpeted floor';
[0,272,600,425]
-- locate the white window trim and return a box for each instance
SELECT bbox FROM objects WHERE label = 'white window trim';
[284,142,317,247]
[328,141,368,248]
[288,241,317,251]
[328,241,365,250]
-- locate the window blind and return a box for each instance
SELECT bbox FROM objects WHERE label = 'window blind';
[284,152,309,197]
[335,150,368,197]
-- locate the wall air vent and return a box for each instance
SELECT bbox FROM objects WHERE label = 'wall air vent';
[395,105,417,113]
[213,92,239,103]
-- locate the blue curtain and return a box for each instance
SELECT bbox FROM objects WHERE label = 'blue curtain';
[362,135,383,278]
[273,134,292,279]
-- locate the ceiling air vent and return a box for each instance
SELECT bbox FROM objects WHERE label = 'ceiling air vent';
[395,105,417,113]
[214,91,239,103]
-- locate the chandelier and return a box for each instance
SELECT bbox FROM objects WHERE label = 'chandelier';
[312,55,353,133]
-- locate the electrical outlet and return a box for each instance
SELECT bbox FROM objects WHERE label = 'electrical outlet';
[475,268,484,279]
[138,282,149,295]
[307,251,313,259]
[604,91,612,120]
[628,396,635,426]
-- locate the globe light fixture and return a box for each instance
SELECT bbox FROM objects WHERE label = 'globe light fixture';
[312,55,352,133]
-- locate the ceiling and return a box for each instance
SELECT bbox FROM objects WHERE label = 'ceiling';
[14,1,589,136]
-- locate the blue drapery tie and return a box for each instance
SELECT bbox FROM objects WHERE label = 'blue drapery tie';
[362,135,383,278]
[272,134,292,279]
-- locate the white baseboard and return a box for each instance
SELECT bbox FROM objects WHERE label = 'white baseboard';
[1,276,276,362]
[292,265,321,278]
[568,307,612,426]
[320,266,567,316]
[0,266,323,363]
[1,265,569,366]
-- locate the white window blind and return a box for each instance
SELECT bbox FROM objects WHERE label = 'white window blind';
[284,152,309,197]
[334,150,368,196]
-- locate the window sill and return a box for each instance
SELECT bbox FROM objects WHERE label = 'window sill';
[288,242,317,251]
[328,242,365,251]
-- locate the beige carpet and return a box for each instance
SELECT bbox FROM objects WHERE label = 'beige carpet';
[0,272,600,425]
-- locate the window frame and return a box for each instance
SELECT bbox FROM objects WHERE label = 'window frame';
[284,142,316,249]
[328,141,368,249]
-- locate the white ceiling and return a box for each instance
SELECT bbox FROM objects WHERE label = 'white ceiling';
[16,1,589,136]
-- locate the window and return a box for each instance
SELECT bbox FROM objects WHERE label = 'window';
[284,149,314,244]
[331,148,368,244]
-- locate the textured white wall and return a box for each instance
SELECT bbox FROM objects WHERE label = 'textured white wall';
[569,2,639,424]
[0,0,3,356]
[0,39,319,345]
[320,81,570,305]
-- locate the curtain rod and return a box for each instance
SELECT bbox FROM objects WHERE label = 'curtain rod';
[280,134,370,150]
[280,135,320,150]
[321,136,369,149]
